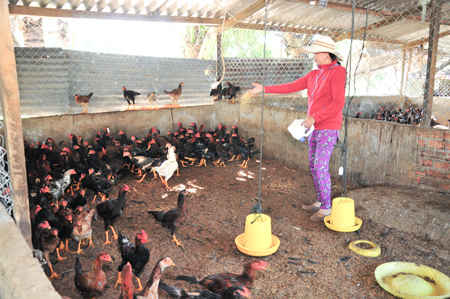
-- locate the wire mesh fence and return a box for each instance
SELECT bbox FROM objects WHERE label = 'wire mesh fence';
[5,0,450,128]
[0,121,14,219]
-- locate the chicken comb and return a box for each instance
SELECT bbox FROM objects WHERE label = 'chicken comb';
[139,230,148,239]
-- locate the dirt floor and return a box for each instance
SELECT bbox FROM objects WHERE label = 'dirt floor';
[48,157,450,299]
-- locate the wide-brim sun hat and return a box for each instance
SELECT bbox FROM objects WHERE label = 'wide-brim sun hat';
[298,35,344,61]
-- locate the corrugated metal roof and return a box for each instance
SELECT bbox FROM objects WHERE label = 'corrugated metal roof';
[7,0,450,50]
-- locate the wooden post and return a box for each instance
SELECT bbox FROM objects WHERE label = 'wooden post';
[0,0,31,247]
[216,32,223,80]
[399,49,406,96]
[422,0,443,127]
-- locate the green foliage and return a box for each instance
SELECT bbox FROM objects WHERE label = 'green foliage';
[222,28,273,58]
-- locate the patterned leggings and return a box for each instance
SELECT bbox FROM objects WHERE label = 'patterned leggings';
[308,130,340,209]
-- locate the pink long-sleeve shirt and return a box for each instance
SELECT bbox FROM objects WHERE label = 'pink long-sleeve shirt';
[265,60,346,130]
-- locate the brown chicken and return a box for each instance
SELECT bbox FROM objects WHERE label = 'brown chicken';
[135,257,175,299]
[72,208,96,254]
[119,262,135,299]
[164,82,184,108]
[75,92,93,114]
[176,260,269,295]
[40,226,61,279]
[74,253,113,298]
[148,190,188,247]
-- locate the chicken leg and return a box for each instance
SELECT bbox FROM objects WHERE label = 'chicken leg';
[196,158,208,167]
[47,261,60,280]
[172,235,183,247]
[56,248,67,262]
[238,158,249,168]
[114,271,122,288]
[110,225,119,240]
[75,242,85,255]
[137,173,147,183]
[103,231,113,246]
[135,276,144,292]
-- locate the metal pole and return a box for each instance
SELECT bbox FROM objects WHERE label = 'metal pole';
[422,0,443,127]
[216,33,223,80]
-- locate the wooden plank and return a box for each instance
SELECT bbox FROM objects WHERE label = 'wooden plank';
[8,4,223,25]
[0,0,31,247]
[216,0,268,32]
[422,0,443,128]
[404,29,450,50]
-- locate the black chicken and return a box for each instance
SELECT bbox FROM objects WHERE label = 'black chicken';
[210,79,223,101]
[122,87,141,110]
[221,82,241,104]
[96,184,130,245]
[148,189,188,247]
[115,230,150,292]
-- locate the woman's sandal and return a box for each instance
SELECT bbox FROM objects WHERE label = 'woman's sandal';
[302,203,321,212]
[310,211,329,222]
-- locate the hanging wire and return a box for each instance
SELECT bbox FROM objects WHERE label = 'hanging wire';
[336,0,370,198]
[251,0,268,222]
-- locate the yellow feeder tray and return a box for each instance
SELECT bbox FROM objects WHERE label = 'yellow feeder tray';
[348,240,381,257]
[235,213,280,257]
[375,262,450,299]
[324,197,362,232]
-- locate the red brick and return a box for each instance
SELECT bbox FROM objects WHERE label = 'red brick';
[434,162,450,170]
[418,177,440,187]
[416,170,426,177]
[416,177,421,184]
[419,159,433,167]
[428,140,445,149]
[415,129,430,138]
[428,170,447,179]
[438,184,450,191]
[444,131,450,140]
[417,139,426,147]
[446,143,450,149]
[420,151,428,157]
[447,174,450,180]
[424,151,448,160]
[431,130,444,139]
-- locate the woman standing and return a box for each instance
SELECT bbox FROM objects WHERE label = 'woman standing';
[249,35,346,222]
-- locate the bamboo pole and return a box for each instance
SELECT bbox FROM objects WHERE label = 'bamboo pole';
[0,0,31,246]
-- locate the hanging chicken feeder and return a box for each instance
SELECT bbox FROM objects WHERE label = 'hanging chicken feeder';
[324,197,362,232]
[235,213,280,257]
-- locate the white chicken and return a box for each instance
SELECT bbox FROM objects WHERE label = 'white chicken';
[152,144,178,189]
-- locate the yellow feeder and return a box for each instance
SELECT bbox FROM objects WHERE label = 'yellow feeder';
[235,213,280,257]
[375,262,450,298]
[324,197,362,232]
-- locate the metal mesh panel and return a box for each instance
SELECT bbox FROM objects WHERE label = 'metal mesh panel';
[0,121,13,219]
[6,0,450,127]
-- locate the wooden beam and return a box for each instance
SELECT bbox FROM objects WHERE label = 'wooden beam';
[335,10,416,42]
[8,4,222,25]
[0,0,32,247]
[422,0,443,128]
[404,29,450,50]
[216,0,267,32]
[234,23,406,45]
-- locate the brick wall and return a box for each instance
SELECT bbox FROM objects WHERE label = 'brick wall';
[416,128,450,191]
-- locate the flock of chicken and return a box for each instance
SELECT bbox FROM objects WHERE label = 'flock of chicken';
[27,121,261,299]
[356,107,449,128]
[75,80,241,113]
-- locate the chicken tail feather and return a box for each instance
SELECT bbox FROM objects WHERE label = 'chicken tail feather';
[75,257,82,274]
[175,275,200,284]
[163,90,170,95]
[148,210,165,223]
[158,282,185,298]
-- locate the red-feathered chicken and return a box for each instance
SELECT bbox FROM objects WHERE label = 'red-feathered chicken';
[96,184,130,245]
[159,283,251,299]
[119,262,135,299]
[176,260,269,295]
[122,87,141,110]
[115,230,150,292]
[75,92,93,114]
[164,82,184,108]
[74,253,113,298]
[135,257,175,299]
[148,189,188,247]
